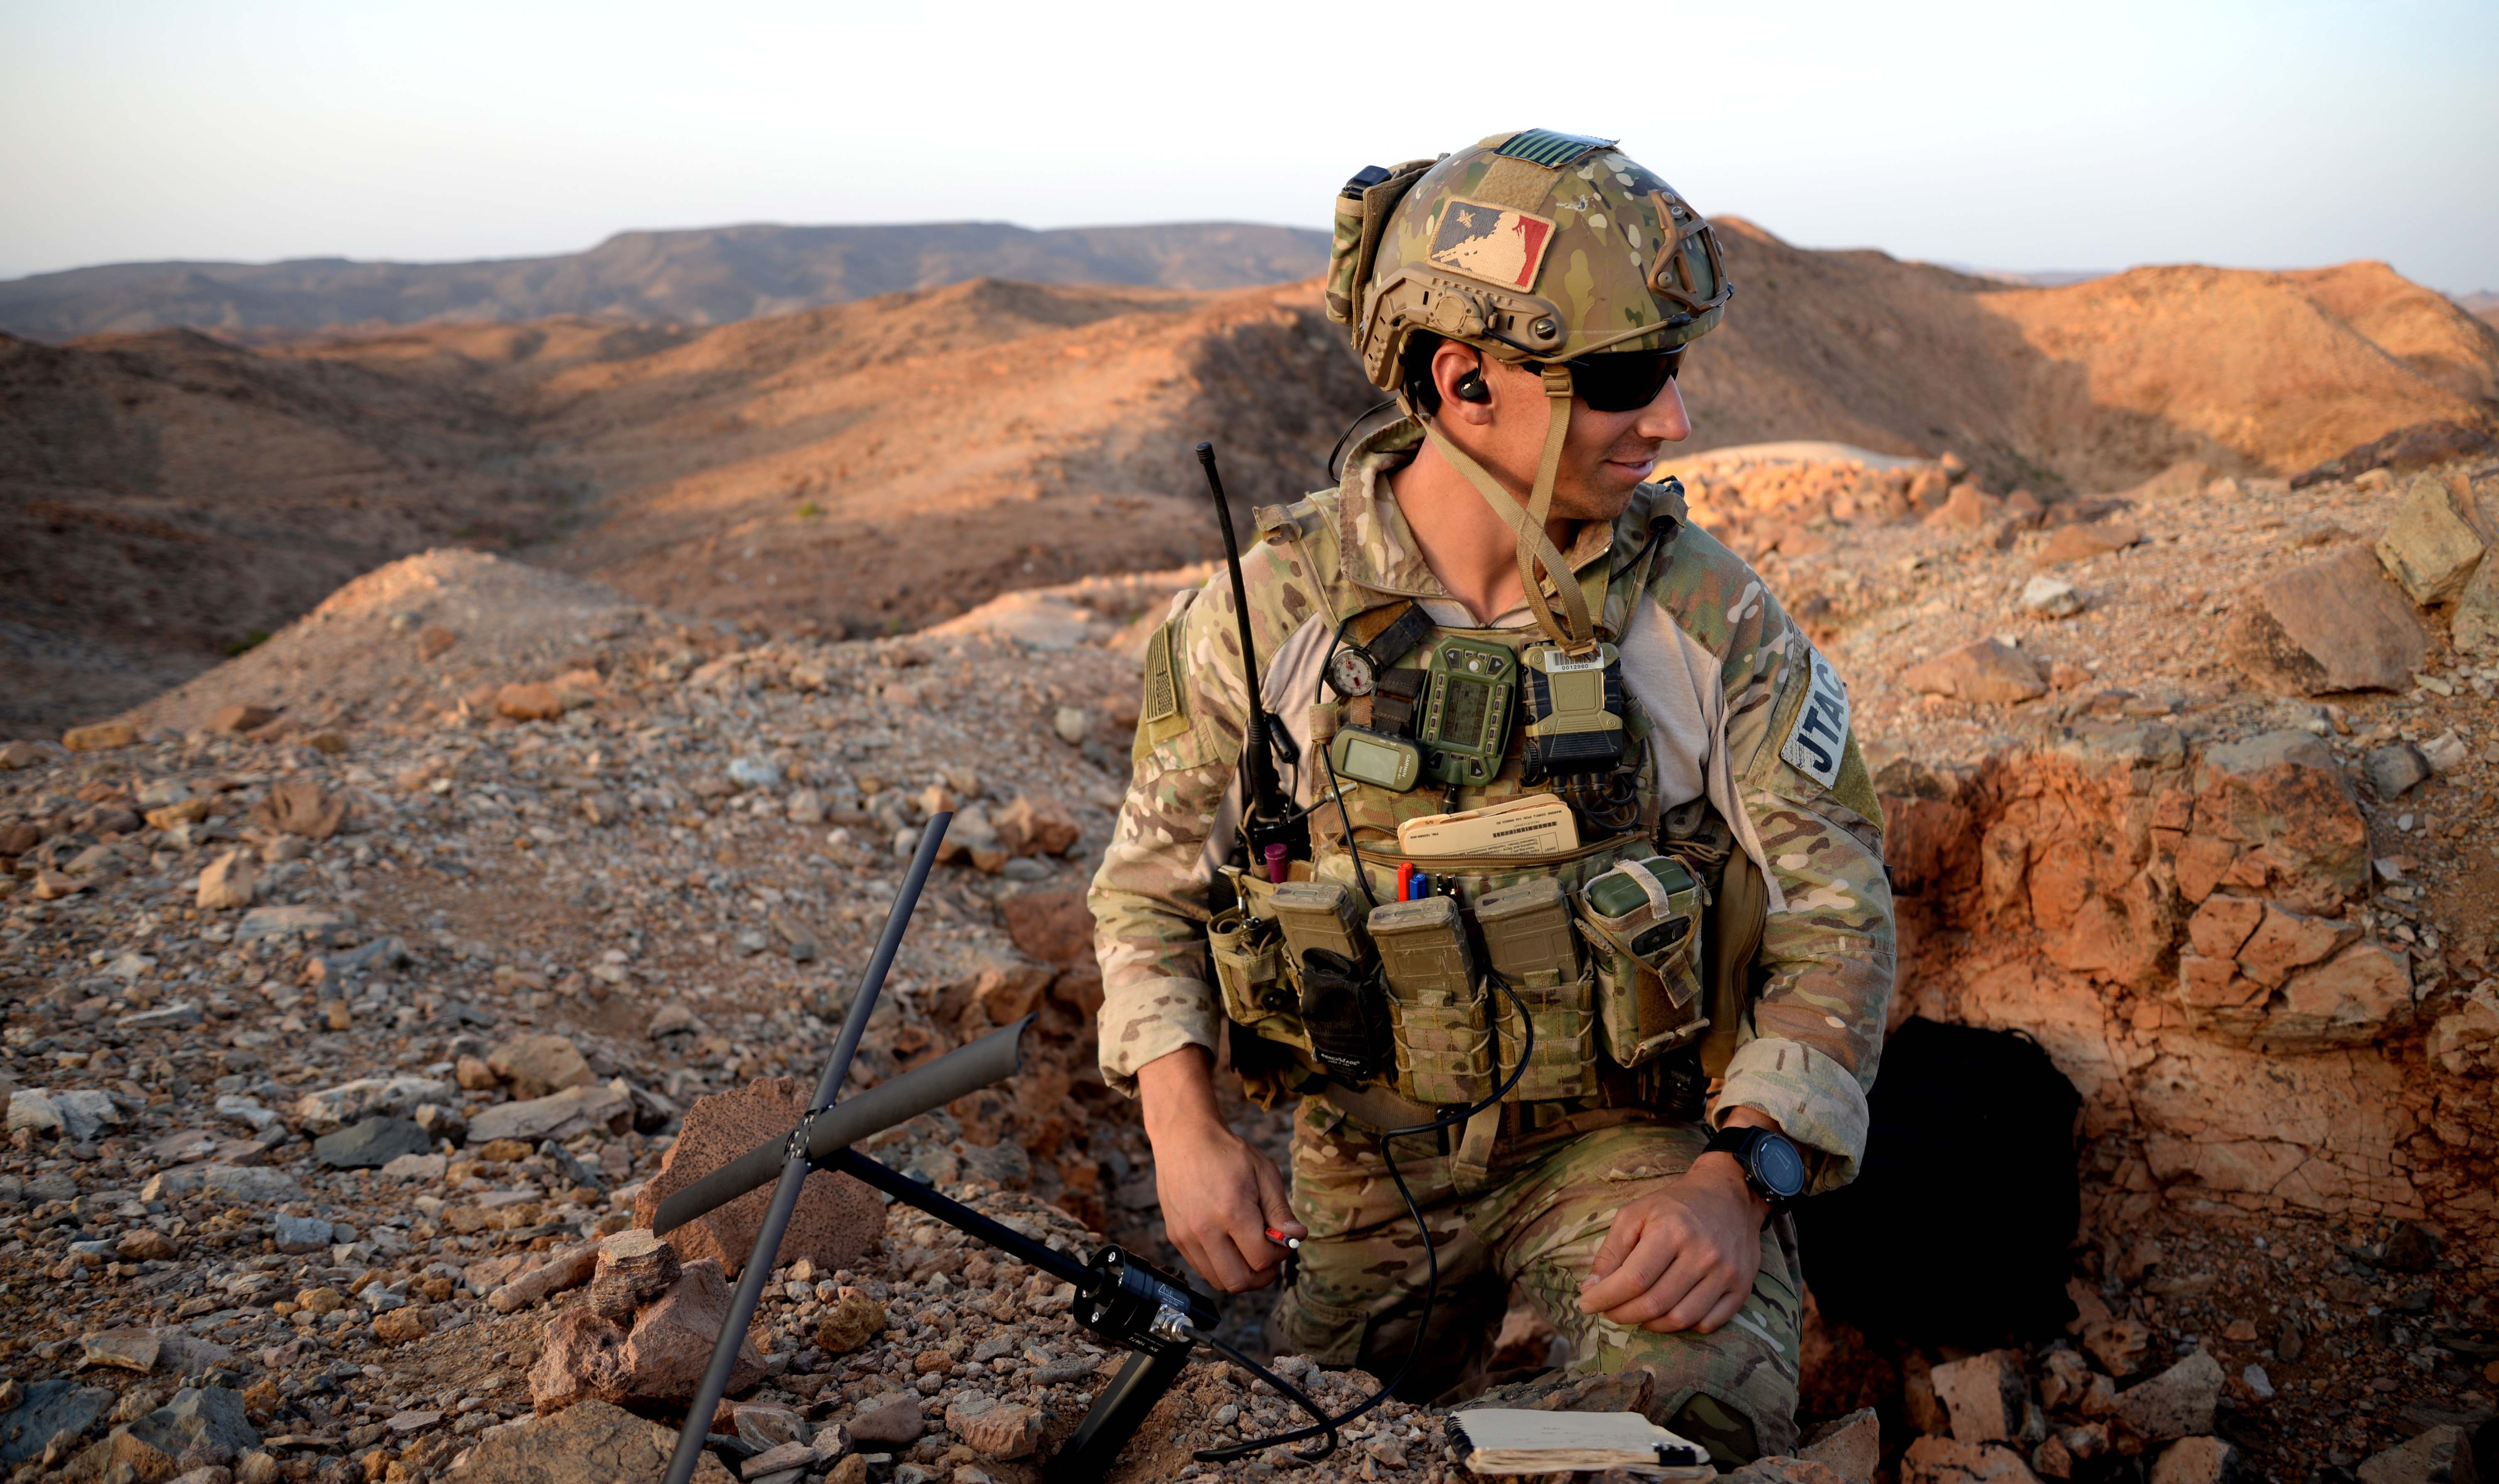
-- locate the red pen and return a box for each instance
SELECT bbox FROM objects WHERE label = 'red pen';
[1395,862,1415,902]
[1264,1226,1302,1250]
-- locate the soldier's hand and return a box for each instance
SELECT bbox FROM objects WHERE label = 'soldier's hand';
[1138,1046,1306,1293]
[1574,1118,1777,1334]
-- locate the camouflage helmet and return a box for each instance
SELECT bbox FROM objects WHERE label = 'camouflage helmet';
[1324,129,1733,393]
[1321,131,1733,659]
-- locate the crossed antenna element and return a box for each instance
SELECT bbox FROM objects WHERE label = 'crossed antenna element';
[650,812,1350,1484]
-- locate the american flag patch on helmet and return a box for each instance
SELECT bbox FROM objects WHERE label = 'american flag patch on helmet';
[1429,197,1557,292]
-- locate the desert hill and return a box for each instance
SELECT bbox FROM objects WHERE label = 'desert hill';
[0,326,578,735]
[11,227,2499,739]
[0,279,1375,736]
[1685,219,2499,491]
[514,277,1375,633]
[268,275,1377,636]
[0,221,1333,340]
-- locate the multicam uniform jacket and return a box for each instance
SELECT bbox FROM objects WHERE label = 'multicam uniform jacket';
[1089,420,1895,1192]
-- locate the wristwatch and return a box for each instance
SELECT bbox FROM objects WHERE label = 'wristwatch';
[1704,1125,1807,1216]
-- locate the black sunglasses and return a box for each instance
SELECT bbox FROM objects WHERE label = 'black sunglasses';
[1549,348,1684,413]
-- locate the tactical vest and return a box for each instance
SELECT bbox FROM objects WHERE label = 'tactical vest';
[1208,482,1759,1127]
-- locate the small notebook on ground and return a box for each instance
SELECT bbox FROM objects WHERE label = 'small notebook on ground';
[1394,793,1578,858]
[1443,1408,1714,1477]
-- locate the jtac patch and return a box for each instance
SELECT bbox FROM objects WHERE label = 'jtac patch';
[1778,647,1850,789]
[1429,197,1556,292]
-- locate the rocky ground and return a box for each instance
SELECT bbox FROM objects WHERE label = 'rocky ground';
[2,442,2497,1484]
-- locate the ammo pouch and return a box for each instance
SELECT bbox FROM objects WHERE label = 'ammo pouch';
[1218,851,1700,1109]
[1477,879,1599,1103]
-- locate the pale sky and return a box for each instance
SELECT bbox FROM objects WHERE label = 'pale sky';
[3,0,2494,294]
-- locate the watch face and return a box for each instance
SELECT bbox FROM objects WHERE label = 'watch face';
[1326,646,1379,699]
[1751,1133,1808,1201]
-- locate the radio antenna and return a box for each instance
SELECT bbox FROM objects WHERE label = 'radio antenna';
[1197,441,1307,873]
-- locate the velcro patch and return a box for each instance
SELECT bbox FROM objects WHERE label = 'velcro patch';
[1493,128,1615,167]
[1778,646,1850,789]
[1140,619,1185,731]
[1429,196,1556,292]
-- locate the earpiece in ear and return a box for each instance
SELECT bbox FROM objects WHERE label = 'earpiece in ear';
[1453,369,1490,404]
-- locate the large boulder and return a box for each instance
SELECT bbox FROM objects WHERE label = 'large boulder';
[293,1077,454,1134]
[2224,545,2426,694]
[2373,473,2489,605]
[0,1380,115,1465]
[1899,1435,2038,1484]
[467,1081,634,1145]
[2456,555,2499,655]
[2356,1424,2479,1484]
[1928,1351,2027,1445]
[616,1259,767,1401]
[138,1165,301,1204]
[449,1398,736,1484]
[631,1077,884,1276]
[98,1386,259,1483]
[2113,1351,2223,1441]
[313,1117,431,1170]
[2150,1437,2240,1484]
[1798,1409,1880,1484]
[489,1034,595,1098]
[1902,640,2046,704]
[528,1310,631,1414]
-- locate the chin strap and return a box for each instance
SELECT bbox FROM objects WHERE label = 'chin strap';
[1420,363,1599,657]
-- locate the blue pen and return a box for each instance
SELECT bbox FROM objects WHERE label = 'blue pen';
[1409,872,1428,900]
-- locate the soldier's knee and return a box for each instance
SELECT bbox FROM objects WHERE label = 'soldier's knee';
[1663,1391,1761,1469]
[1267,1288,1371,1368]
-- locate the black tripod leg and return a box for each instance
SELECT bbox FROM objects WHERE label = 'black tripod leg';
[1046,1345,1190,1484]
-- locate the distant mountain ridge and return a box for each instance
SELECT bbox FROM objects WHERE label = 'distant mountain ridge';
[0,220,1332,341]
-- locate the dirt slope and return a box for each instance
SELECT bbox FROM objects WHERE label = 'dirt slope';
[0,328,576,736]
[0,221,1332,340]
[518,277,1375,634]
[0,282,1374,736]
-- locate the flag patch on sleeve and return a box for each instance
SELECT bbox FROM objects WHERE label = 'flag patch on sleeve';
[1429,197,1556,292]
[1779,646,1850,788]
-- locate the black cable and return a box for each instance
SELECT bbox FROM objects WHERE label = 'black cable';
[1326,397,1402,484]
[1195,978,1537,1463]
[1184,1324,1340,1463]
[1313,625,1379,912]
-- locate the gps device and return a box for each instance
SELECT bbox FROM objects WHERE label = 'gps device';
[1328,726,1424,792]
[1418,637,1515,787]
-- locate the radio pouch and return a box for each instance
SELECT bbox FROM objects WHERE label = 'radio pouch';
[1368,895,1492,1105]
[1209,908,1300,1047]
[1300,949,1390,1083]
[1578,855,1709,1068]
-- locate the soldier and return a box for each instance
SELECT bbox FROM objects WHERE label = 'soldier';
[1089,130,1894,1464]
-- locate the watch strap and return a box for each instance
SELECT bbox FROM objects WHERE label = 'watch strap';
[1704,1126,1799,1215]
[1363,602,1437,673]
